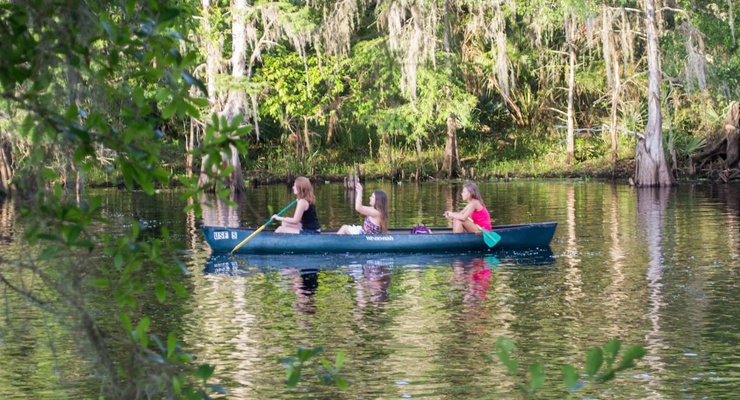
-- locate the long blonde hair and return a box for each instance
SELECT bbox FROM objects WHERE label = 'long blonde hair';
[294,176,315,205]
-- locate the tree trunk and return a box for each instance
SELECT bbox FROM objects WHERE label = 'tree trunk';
[202,0,219,109]
[303,116,312,158]
[0,140,12,196]
[729,0,737,47]
[198,0,247,194]
[634,0,674,187]
[186,119,195,178]
[725,101,740,168]
[441,0,459,179]
[442,113,460,178]
[565,10,576,165]
[326,110,337,144]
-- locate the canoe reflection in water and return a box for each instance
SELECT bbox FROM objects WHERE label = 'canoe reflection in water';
[203,249,554,277]
[203,250,553,324]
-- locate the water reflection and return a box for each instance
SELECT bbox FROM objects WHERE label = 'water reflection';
[637,188,670,382]
[4,182,740,399]
[452,257,496,303]
[203,250,554,277]
[200,193,244,228]
[351,259,393,308]
[283,267,320,315]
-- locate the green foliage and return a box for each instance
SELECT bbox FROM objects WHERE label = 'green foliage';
[279,347,348,390]
[283,338,644,395]
[181,113,252,213]
[0,0,231,397]
[488,337,646,398]
[258,49,344,127]
[574,135,607,162]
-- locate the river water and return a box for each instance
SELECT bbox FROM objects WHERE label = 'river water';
[0,180,738,398]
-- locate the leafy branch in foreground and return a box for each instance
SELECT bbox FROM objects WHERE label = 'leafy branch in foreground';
[0,0,234,398]
[279,347,348,390]
[487,337,646,398]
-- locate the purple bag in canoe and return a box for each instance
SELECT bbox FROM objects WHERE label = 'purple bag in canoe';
[411,225,432,234]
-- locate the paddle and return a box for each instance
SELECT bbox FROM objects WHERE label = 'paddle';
[468,218,501,248]
[231,200,297,254]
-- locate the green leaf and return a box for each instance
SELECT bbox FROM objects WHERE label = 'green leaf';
[614,345,646,372]
[155,88,171,102]
[182,71,207,96]
[495,337,518,375]
[335,351,345,371]
[183,100,200,119]
[585,347,603,376]
[88,278,110,288]
[297,346,322,362]
[114,252,124,269]
[155,282,166,302]
[161,225,170,247]
[167,332,176,358]
[171,281,188,297]
[157,7,180,24]
[132,86,145,107]
[621,345,646,364]
[39,246,59,260]
[194,364,215,381]
[121,163,134,190]
[604,338,621,362]
[120,312,132,336]
[172,376,181,394]
[41,167,57,180]
[190,97,209,107]
[529,364,545,391]
[136,172,155,195]
[287,369,301,388]
[161,101,177,119]
[135,317,151,341]
[562,364,579,390]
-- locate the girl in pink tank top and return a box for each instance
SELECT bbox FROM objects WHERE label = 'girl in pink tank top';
[470,206,492,230]
[443,182,492,233]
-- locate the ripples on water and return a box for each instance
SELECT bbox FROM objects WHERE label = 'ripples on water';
[1,182,739,399]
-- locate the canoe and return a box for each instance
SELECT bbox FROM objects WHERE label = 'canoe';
[201,221,557,254]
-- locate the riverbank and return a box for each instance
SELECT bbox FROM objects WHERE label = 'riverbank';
[239,157,637,186]
[77,155,731,191]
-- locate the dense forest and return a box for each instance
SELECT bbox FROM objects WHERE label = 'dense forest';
[2,0,740,200]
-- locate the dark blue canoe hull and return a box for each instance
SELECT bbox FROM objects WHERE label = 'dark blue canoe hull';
[201,222,557,254]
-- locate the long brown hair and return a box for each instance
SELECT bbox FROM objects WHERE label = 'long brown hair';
[294,176,315,205]
[373,190,389,233]
[463,182,485,206]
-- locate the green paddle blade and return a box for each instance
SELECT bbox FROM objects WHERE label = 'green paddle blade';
[482,229,501,248]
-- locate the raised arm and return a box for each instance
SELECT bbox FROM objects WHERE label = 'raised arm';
[354,182,380,217]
